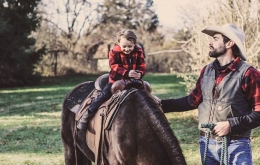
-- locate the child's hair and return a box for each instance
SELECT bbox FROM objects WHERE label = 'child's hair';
[117,29,137,45]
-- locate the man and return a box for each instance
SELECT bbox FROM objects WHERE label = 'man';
[158,24,260,164]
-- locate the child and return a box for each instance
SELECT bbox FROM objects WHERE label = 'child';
[77,29,146,130]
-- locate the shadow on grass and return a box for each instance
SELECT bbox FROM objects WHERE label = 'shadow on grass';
[0,125,62,154]
[0,114,199,156]
[0,87,75,117]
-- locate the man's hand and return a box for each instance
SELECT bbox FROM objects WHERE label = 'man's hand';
[212,121,230,136]
[129,70,141,79]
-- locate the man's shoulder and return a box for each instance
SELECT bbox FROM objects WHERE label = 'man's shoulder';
[246,66,260,75]
[203,63,212,71]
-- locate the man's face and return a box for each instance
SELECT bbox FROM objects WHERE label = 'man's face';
[208,33,227,58]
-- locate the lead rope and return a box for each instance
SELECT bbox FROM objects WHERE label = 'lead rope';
[201,124,229,165]
[220,136,228,165]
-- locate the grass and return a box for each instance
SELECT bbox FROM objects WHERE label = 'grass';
[0,73,260,165]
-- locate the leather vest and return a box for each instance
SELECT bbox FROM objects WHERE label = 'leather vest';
[198,61,252,137]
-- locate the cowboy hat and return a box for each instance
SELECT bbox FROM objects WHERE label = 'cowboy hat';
[201,23,247,61]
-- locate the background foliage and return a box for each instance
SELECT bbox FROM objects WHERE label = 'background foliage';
[0,0,46,87]
[1,0,259,88]
[174,0,260,91]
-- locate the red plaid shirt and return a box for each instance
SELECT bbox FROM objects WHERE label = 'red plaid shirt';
[189,57,260,112]
[108,44,146,83]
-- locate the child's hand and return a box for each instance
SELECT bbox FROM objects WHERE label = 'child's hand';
[128,70,141,79]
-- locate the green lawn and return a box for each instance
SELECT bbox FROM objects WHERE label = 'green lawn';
[0,73,260,165]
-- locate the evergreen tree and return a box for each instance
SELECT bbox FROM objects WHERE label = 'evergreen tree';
[98,0,159,32]
[0,0,45,87]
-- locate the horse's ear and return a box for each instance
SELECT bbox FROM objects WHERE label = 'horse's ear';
[143,81,152,93]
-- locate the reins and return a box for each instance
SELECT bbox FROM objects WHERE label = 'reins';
[201,123,229,165]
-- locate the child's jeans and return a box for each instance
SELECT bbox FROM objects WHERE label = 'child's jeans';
[89,82,113,113]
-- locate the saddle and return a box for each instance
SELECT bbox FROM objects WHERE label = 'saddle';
[66,74,152,165]
[72,74,151,121]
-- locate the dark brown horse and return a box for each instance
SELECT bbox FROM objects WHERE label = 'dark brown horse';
[61,81,187,165]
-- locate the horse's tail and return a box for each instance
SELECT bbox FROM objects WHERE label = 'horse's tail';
[137,90,187,165]
[61,82,92,165]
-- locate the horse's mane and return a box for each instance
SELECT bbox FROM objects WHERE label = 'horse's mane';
[134,89,169,127]
[134,89,185,164]
[135,89,158,109]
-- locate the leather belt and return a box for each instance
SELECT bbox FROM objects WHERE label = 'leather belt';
[200,131,242,141]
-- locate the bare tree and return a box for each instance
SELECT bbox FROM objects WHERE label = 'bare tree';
[35,0,102,76]
[173,0,260,92]
[35,0,165,76]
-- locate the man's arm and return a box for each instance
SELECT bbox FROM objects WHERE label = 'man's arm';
[161,96,194,113]
[227,111,260,133]
[161,66,206,113]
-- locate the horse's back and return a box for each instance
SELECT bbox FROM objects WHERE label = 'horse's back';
[105,90,175,165]
[61,83,186,165]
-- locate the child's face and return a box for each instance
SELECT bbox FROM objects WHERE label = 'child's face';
[118,37,135,54]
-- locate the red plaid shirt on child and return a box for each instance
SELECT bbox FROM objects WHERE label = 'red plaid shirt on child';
[108,44,146,83]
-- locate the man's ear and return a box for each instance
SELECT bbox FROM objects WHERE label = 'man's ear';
[225,40,235,48]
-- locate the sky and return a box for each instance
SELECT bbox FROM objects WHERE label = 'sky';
[42,0,191,32]
[152,0,189,28]
[153,0,211,30]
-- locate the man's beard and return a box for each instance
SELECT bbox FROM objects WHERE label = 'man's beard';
[209,46,227,58]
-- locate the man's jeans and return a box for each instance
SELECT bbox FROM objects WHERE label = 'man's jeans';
[199,135,252,165]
